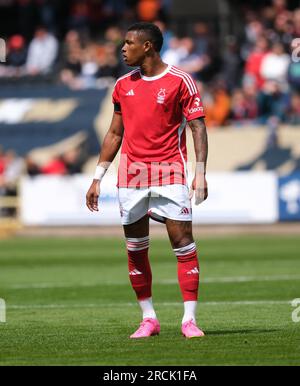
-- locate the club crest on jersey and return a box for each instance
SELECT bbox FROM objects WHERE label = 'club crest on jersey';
[157,88,166,104]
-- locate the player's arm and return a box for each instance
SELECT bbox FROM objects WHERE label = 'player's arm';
[188,117,208,205]
[86,112,124,212]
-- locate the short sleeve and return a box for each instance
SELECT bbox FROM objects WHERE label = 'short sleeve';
[112,82,122,114]
[179,77,205,121]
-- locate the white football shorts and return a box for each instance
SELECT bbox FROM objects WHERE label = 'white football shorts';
[118,184,192,225]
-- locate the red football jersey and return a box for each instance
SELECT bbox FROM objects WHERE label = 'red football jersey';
[112,65,205,187]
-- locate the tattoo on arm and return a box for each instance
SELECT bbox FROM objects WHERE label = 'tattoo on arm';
[188,118,208,173]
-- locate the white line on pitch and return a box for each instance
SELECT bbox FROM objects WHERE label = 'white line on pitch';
[162,274,300,284]
[8,300,291,310]
[4,274,300,289]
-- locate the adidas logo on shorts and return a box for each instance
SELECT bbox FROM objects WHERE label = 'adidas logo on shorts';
[180,207,190,215]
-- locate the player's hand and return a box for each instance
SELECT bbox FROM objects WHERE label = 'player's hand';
[86,180,100,212]
[189,174,208,205]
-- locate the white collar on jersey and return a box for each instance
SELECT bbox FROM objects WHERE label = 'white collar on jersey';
[140,64,171,81]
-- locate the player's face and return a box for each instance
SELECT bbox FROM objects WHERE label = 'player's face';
[122,31,148,67]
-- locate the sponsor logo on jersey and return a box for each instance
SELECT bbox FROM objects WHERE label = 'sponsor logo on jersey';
[189,97,204,115]
[157,88,166,104]
[194,97,201,106]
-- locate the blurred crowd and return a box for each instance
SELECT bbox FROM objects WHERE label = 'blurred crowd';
[0,145,86,214]
[0,145,85,182]
[0,0,299,126]
[0,0,300,209]
[206,0,300,127]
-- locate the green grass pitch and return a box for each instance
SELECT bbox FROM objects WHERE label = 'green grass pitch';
[0,235,299,366]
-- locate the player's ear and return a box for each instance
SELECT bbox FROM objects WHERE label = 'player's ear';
[144,40,152,53]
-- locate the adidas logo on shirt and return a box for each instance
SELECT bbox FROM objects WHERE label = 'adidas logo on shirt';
[126,89,135,96]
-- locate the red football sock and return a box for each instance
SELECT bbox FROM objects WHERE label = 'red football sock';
[126,236,152,300]
[174,242,199,302]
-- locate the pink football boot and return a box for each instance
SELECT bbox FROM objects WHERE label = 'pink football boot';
[130,318,160,339]
[181,320,205,338]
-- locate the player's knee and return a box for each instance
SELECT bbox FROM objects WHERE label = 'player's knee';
[172,237,194,249]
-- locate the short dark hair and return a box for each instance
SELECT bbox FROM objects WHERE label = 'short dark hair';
[127,22,163,52]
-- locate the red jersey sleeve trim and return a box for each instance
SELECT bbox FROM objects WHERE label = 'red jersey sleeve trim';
[186,112,205,122]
